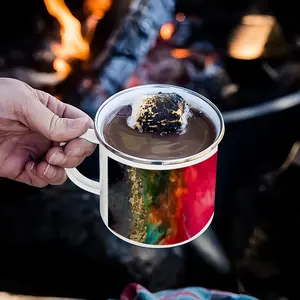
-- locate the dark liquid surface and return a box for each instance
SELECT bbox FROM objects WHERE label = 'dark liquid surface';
[103,106,216,160]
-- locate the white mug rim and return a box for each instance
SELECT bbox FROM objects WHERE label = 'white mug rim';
[94,84,225,168]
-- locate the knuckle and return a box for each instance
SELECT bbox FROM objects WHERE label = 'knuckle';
[48,114,60,140]
[65,157,82,168]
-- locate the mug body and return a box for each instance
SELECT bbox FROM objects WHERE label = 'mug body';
[99,144,218,248]
[95,84,224,248]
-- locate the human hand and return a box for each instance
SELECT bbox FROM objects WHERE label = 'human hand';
[0,78,96,187]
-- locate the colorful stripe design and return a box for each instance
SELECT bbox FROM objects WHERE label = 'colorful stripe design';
[128,153,217,245]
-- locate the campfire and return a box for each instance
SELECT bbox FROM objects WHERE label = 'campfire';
[0,0,299,116]
[43,0,111,79]
[0,0,128,91]
[1,1,300,299]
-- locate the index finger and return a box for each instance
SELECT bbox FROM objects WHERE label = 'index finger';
[46,138,97,168]
[35,88,94,127]
[62,103,94,127]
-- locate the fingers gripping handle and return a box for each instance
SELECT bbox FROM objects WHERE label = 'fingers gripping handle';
[60,129,100,195]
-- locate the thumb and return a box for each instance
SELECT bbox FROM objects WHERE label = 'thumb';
[27,94,90,142]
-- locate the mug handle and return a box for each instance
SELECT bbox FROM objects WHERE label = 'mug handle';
[60,128,101,195]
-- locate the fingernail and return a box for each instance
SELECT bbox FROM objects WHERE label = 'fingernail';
[49,151,65,165]
[71,118,89,129]
[67,148,84,157]
[30,162,37,175]
[43,164,56,179]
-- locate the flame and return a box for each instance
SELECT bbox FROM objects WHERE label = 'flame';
[160,23,175,40]
[84,0,112,20]
[44,0,111,78]
[171,48,191,59]
[44,0,89,76]
[84,0,112,43]
[53,58,72,78]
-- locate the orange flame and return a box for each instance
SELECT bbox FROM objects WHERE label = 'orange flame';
[44,0,111,78]
[84,0,112,43]
[44,0,89,77]
[84,0,112,20]
[160,23,175,40]
[171,48,191,59]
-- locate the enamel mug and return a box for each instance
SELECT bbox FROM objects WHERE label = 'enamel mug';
[63,84,225,248]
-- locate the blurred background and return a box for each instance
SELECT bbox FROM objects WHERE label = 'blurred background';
[1,0,300,299]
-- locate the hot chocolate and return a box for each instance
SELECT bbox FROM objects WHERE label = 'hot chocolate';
[103,93,216,160]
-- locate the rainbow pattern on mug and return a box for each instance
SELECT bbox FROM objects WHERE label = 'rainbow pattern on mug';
[128,152,217,245]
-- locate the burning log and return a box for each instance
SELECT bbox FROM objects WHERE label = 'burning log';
[77,0,176,116]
